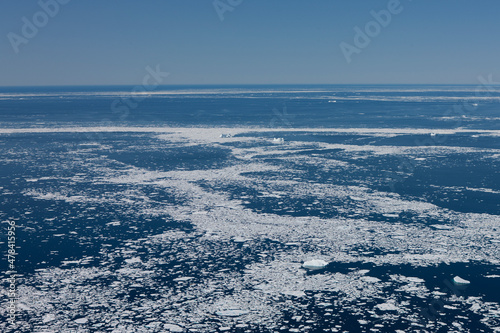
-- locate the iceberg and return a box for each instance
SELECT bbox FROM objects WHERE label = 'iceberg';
[453,276,470,285]
[272,137,284,143]
[302,259,328,270]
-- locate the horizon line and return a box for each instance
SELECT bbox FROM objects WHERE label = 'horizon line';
[1,83,497,89]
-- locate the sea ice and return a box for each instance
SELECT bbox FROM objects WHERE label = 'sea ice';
[453,276,471,285]
[124,257,142,264]
[216,310,249,317]
[233,237,248,243]
[406,277,425,283]
[283,290,306,297]
[42,313,55,323]
[302,259,328,270]
[164,324,184,332]
[376,302,399,311]
[361,276,381,283]
[74,317,88,324]
[173,276,194,282]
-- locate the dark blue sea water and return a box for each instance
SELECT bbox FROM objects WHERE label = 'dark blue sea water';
[0,85,499,332]
[0,84,499,129]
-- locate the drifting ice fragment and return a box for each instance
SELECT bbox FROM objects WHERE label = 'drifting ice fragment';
[453,276,470,285]
[470,303,482,311]
[406,277,425,283]
[164,324,183,332]
[302,259,328,270]
[173,276,194,282]
[273,137,284,143]
[74,317,88,324]
[283,290,306,297]
[361,276,381,283]
[124,257,142,264]
[375,302,399,311]
[216,310,249,317]
[219,133,232,138]
[42,314,55,323]
[233,237,247,243]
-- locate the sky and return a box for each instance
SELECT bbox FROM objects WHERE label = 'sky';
[1,0,499,86]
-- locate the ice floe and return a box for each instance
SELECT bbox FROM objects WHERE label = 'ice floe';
[216,310,249,317]
[375,302,399,311]
[453,276,471,285]
[164,324,184,332]
[302,259,329,270]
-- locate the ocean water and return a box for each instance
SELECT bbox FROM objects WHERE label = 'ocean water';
[0,85,499,332]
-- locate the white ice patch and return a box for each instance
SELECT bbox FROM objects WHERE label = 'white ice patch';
[361,276,381,283]
[124,257,142,264]
[302,259,328,270]
[74,317,88,324]
[376,302,399,311]
[453,276,471,285]
[173,276,194,282]
[164,324,184,332]
[216,310,249,317]
[42,313,56,323]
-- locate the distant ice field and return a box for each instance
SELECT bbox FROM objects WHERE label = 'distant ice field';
[0,86,499,332]
[1,84,500,129]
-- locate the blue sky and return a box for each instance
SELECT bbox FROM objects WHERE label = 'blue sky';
[1,0,499,86]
